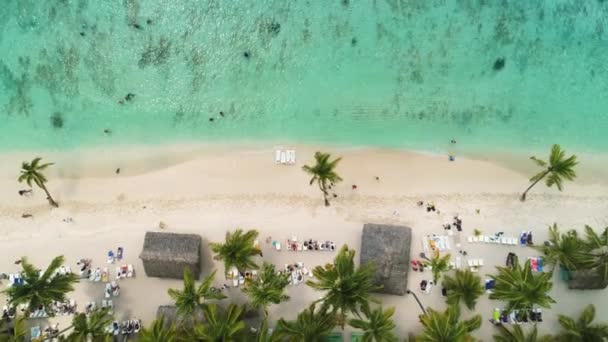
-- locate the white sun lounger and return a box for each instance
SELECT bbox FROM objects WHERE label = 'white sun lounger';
[275,150,282,164]
[456,257,462,269]
[286,150,296,164]
[467,236,474,243]
[280,151,287,164]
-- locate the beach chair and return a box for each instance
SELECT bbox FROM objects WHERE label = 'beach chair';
[127,264,134,278]
[107,251,115,264]
[478,259,484,266]
[275,150,282,164]
[325,332,344,342]
[30,326,41,341]
[101,268,109,282]
[351,332,364,342]
[274,241,281,251]
[105,283,112,299]
[287,150,296,164]
[117,247,123,261]
[483,236,490,243]
[456,257,462,269]
[280,151,287,164]
[107,300,114,315]
[467,236,474,243]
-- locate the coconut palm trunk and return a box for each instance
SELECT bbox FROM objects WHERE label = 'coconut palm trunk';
[520,169,549,201]
[40,182,59,207]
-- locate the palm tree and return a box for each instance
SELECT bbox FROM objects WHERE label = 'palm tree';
[555,304,608,341]
[423,251,451,284]
[417,306,482,342]
[63,308,113,341]
[138,316,183,342]
[488,259,555,313]
[168,268,226,319]
[534,223,583,272]
[189,303,246,341]
[302,151,343,206]
[493,324,553,342]
[210,229,260,275]
[306,245,380,328]
[442,269,485,310]
[0,315,26,342]
[18,157,58,207]
[348,306,398,342]
[275,303,336,341]
[3,256,78,314]
[242,263,290,316]
[251,318,281,342]
[577,225,608,285]
[520,144,577,201]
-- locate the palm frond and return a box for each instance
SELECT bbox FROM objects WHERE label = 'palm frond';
[442,270,484,310]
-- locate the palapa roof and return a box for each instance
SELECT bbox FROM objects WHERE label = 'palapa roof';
[139,231,201,263]
[360,223,412,296]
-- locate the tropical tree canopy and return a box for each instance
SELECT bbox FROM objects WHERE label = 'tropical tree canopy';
[189,303,246,341]
[275,303,336,341]
[534,223,583,271]
[577,225,608,285]
[302,151,343,206]
[209,229,260,274]
[492,324,553,342]
[242,263,290,315]
[64,308,113,342]
[167,268,226,318]
[0,315,26,342]
[306,245,380,327]
[442,269,485,310]
[423,251,451,284]
[489,259,555,313]
[348,306,398,342]
[138,316,182,342]
[417,306,482,342]
[18,157,58,207]
[3,256,79,313]
[555,304,608,342]
[521,144,577,201]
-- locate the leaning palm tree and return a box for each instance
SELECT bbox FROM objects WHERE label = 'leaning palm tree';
[555,304,608,342]
[168,268,226,319]
[493,324,553,342]
[63,308,113,342]
[534,223,583,272]
[138,316,182,342]
[210,229,260,275]
[348,306,398,342]
[242,263,290,316]
[3,256,79,314]
[189,303,246,341]
[577,225,608,285]
[18,157,58,207]
[306,245,380,328]
[274,303,336,341]
[442,269,485,310]
[489,259,555,313]
[520,144,577,201]
[302,151,343,206]
[0,315,27,342]
[417,305,482,342]
[423,251,451,284]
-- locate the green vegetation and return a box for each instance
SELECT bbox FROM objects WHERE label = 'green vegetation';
[423,251,451,284]
[555,304,608,342]
[302,151,343,206]
[18,157,58,207]
[417,306,481,342]
[489,259,555,313]
[442,269,485,310]
[210,229,261,274]
[348,306,398,342]
[242,263,290,316]
[521,144,577,201]
[167,269,226,318]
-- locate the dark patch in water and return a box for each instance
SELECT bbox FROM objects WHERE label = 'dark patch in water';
[51,112,64,128]
[138,37,172,68]
[351,37,357,46]
[493,57,506,71]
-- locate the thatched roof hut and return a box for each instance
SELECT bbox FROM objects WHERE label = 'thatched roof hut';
[568,268,608,290]
[139,231,202,279]
[360,223,412,295]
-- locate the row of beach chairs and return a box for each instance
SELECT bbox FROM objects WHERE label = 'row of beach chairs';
[467,235,518,245]
[448,257,485,271]
[275,149,296,165]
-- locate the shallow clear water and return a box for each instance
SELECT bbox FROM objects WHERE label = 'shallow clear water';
[1,0,607,153]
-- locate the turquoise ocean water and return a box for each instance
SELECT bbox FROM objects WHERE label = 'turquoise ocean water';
[1,0,608,154]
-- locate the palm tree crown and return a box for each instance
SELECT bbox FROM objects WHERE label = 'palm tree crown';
[168,269,226,318]
[556,304,608,342]
[18,157,58,207]
[442,269,485,310]
[306,245,380,328]
[348,306,398,342]
[302,151,343,206]
[577,225,608,285]
[65,307,113,341]
[534,223,583,272]
[190,303,246,341]
[521,144,577,201]
[210,229,260,275]
[275,303,336,341]
[138,316,182,342]
[242,263,290,316]
[3,256,79,313]
[417,306,481,342]
[423,251,451,284]
[493,324,553,342]
[0,315,26,342]
[489,259,555,313]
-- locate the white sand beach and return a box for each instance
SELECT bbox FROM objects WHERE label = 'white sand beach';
[1,143,607,339]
